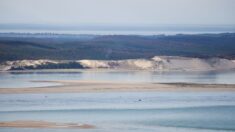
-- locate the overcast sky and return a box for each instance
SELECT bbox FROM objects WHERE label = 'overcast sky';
[0,0,235,26]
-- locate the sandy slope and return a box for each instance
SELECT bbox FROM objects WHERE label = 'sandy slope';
[79,56,235,71]
[1,56,235,71]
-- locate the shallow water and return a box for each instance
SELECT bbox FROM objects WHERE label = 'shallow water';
[1,70,235,88]
[0,92,235,132]
[0,70,235,132]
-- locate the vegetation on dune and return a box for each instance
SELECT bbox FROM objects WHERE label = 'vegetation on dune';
[0,33,235,62]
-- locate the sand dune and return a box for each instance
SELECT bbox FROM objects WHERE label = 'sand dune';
[1,56,235,71]
[79,56,235,71]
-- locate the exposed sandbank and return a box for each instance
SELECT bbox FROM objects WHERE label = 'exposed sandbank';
[0,80,235,94]
[0,120,95,129]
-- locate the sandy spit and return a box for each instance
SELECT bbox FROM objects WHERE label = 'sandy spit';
[0,120,95,129]
[0,80,235,94]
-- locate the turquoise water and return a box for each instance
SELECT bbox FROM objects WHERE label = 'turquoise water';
[0,92,235,132]
[1,70,235,88]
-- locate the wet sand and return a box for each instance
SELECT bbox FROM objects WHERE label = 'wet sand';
[0,80,235,94]
[0,120,95,129]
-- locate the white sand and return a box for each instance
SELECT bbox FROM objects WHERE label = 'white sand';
[1,56,235,71]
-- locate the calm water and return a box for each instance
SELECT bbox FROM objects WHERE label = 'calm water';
[0,70,235,132]
[0,92,235,132]
[1,70,235,88]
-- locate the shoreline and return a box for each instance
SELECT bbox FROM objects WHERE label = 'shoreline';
[1,80,235,94]
[1,67,235,73]
[2,68,235,73]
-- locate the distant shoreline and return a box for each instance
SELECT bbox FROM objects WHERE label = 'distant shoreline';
[1,31,235,36]
[1,68,235,72]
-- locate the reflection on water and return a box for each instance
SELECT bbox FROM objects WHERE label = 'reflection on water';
[0,70,235,88]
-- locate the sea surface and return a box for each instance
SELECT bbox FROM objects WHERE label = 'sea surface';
[0,70,235,132]
[0,92,235,132]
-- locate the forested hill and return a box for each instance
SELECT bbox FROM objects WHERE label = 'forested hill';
[0,33,235,62]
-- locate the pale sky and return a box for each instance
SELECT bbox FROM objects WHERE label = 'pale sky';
[0,0,235,26]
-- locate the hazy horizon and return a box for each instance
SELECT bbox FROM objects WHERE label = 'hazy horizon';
[0,24,235,35]
[1,0,235,34]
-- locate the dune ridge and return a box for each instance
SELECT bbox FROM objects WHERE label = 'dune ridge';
[1,56,235,71]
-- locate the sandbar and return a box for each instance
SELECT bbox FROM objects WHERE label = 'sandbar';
[0,120,95,129]
[0,80,235,94]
